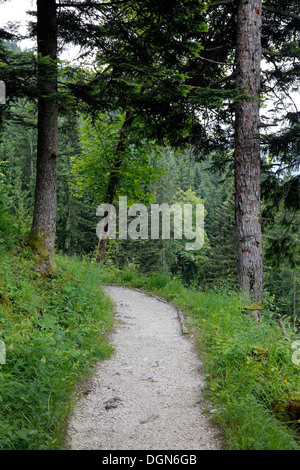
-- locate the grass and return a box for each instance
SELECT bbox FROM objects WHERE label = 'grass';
[1,250,299,451]
[0,248,114,450]
[102,266,300,450]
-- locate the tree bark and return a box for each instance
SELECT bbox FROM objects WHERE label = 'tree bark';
[96,111,134,264]
[235,0,263,305]
[29,0,58,273]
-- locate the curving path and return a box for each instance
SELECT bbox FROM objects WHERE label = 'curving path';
[66,286,223,450]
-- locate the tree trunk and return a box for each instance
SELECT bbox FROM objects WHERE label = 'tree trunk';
[96,111,134,264]
[29,0,58,274]
[293,270,297,331]
[235,0,263,305]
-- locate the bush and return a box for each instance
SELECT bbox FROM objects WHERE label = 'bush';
[0,251,114,450]
[102,266,300,450]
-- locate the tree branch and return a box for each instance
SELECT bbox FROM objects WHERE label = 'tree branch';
[207,0,235,8]
[262,5,300,21]
[258,122,279,128]
[198,55,230,66]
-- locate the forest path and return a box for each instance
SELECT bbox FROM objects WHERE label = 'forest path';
[66,286,223,450]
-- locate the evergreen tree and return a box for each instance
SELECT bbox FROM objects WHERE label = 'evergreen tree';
[234,0,263,305]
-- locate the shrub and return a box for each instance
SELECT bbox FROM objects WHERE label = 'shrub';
[0,251,114,450]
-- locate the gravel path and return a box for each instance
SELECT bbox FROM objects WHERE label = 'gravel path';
[66,286,223,450]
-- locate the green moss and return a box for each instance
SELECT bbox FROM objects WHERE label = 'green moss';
[251,346,269,360]
[289,395,300,420]
[242,305,262,311]
[273,402,290,421]
[28,229,56,274]
[273,396,300,426]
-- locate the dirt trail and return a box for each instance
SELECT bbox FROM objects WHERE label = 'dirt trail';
[66,286,223,450]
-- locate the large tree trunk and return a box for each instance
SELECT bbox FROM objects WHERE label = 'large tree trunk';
[29,0,58,273]
[96,111,134,264]
[235,0,263,305]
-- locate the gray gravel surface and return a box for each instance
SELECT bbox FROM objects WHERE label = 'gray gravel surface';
[66,286,223,450]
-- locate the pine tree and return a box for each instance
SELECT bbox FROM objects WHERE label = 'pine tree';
[29,0,58,273]
[234,0,263,305]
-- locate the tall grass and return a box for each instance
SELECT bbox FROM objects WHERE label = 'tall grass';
[2,251,298,450]
[103,267,300,450]
[0,250,114,450]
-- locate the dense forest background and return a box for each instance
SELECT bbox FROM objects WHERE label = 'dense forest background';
[0,66,298,325]
[0,1,299,324]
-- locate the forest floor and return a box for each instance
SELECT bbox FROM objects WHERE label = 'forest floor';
[66,285,223,450]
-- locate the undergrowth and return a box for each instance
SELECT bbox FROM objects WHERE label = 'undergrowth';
[1,249,299,451]
[103,266,300,450]
[0,249,114,450]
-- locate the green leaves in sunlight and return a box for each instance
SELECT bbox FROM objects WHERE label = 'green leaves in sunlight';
[72,113,162,205]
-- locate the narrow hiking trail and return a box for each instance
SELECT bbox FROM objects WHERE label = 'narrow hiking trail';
[66,286,223,450]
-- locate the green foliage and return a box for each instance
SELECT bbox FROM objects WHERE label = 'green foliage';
[60,0,210,146]
[103,149,211,280]
[0,43,38,107]
[0,100,37,246]
[73,113,162,206]
[0,3,299,449]
[0,250,114,450]
[56,113,97,255]
[264,265,299,325]
[147,272,173,290]
[0,163,21,250]
[261,162,299,268]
